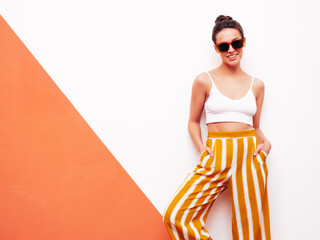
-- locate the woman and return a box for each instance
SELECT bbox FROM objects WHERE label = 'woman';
[162,15,272,240]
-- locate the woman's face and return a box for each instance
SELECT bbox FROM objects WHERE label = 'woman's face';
[214,28,246,65]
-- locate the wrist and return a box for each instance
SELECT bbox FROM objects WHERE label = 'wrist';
[197,144,206,152]
[261,139,271,147]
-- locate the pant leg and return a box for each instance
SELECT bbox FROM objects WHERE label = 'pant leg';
[162,138,235,240]
[227,135,271,240]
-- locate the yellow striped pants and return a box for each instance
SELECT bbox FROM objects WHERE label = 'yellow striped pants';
[163,128,270,240]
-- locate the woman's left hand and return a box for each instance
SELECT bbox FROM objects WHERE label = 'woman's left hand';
[254,141,272,156]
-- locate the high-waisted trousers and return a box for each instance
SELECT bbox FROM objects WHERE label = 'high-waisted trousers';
[162,128,270,240]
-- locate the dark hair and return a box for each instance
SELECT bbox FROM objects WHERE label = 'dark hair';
[212,15,245,44]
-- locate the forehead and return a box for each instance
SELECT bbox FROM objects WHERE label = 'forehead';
[216,28,242,43]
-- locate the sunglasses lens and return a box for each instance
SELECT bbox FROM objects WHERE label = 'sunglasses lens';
[232,39,244,49]
[218,43,229,52]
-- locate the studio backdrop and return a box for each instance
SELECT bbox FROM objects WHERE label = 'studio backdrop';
[0,0,320,239]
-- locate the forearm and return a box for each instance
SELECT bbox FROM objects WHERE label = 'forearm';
[188,120,204,153]
[254,127,271,145]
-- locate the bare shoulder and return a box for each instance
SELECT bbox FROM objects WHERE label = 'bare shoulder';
[253,76,265,87]
[193,72,211,87]
[190,72,212,98]
[252,77,265,99]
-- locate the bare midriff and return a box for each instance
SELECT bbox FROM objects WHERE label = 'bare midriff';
[207,122,254,132]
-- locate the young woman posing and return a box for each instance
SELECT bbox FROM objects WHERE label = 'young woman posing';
[163,15,272,240]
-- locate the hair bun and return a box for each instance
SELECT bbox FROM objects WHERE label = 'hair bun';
[215,15,233,24]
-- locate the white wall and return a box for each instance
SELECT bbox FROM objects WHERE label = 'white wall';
[1,0,320,238]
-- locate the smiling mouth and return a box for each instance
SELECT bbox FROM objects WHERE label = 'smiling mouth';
[227,54,238,58]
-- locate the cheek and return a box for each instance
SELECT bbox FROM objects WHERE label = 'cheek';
[221,53,228,59]
[238,49,244,57]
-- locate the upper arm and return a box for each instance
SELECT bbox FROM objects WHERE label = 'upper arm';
[188,73,209,123]
[252,77,265,128]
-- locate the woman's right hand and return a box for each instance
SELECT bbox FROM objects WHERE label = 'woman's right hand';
[200,146,214,157]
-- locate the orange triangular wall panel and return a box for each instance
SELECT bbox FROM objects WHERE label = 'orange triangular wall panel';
[0,15,170,240]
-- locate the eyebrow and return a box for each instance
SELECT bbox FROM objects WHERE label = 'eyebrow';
[216,37,241,45]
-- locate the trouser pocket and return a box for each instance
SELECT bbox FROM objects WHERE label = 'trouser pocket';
[260,150,268,158]
[199,138,214,159]
[256,149,268,165]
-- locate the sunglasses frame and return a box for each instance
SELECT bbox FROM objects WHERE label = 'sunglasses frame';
[214,37,246,53]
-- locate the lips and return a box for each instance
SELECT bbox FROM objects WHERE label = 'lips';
[227,54,238,58]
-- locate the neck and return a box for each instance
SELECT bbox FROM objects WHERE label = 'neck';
[217,63,244,77]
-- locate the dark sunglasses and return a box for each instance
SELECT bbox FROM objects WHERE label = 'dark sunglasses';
[215,38,245,53]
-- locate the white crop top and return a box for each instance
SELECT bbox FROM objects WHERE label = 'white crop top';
[204,71,257,125]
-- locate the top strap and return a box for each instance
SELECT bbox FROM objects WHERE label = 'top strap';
[206,71,214,84]
[250,76,254,89]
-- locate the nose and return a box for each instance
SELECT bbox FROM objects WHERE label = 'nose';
[228,43,235,52]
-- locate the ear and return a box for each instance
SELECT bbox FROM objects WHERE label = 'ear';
[243,37,246,47]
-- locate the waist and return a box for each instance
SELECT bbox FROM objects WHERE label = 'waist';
[207,128,256,138]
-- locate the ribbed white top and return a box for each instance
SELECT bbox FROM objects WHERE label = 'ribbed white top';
[204,71,257,125]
